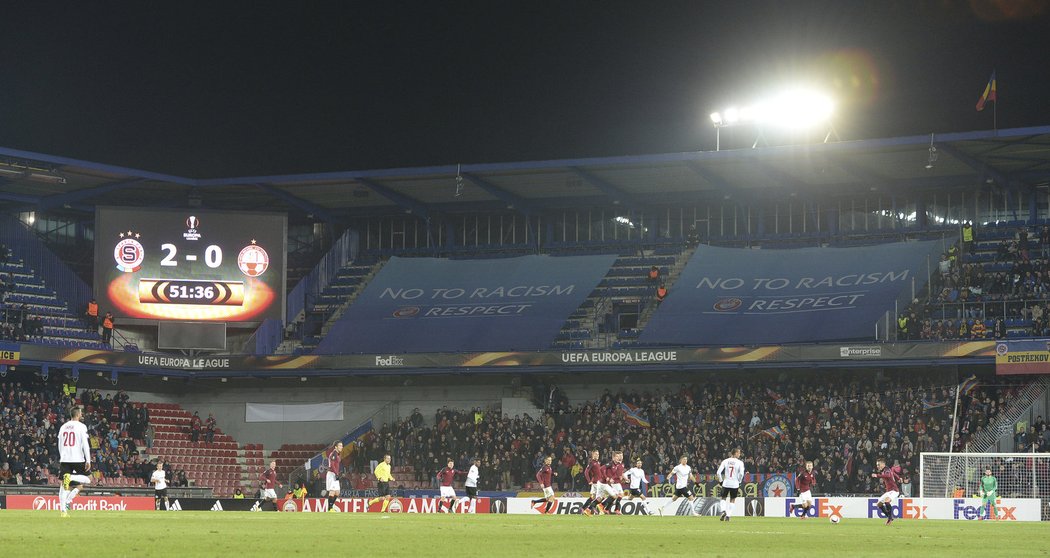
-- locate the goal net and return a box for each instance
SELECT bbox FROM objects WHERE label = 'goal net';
[920,452,1050,509]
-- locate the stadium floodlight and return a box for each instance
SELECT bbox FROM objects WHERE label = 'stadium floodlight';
[709,87,835,150]
[751,88,834,129]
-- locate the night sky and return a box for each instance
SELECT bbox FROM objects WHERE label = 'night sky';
[0,1,1047,178]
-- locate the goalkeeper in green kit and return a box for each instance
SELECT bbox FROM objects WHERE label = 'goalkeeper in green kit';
[979,468,998,520]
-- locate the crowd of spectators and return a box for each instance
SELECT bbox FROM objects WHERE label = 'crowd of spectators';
[0,248,106,346]
[1015,415,1049,453]
[349,370,1034,495]
[913,225,1050,339]
[0,372,185,487]
[0,302,37,343]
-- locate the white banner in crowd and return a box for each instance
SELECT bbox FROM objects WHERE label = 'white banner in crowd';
[244,401,344,422]
[763,497,1041,522]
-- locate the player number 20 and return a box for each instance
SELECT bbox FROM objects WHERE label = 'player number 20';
[160,243,223,268]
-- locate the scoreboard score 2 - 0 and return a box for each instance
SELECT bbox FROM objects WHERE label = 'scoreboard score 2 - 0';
[94,207,286,324]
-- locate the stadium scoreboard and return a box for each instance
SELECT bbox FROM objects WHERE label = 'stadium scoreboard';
[94,207,286,325]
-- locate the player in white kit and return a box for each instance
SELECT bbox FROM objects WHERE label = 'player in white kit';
[666,455,698,516]
[716,447,745,522]
[460,456,481,506]
[150,461,170,510]
[624,459,652,515]
[57,407,93,517]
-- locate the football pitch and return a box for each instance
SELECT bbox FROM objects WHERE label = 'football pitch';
[2,511,1048,557]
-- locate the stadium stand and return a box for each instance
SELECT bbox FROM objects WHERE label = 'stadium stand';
[337,371,1039,495]
[5,126,1050,516]
[288,261,384,354]
[0,374,155,489]
[554,244,696,350]
[267,443,327,482]
[911,220,1050,340]
[144,403,242,496]
[0,250,106,349]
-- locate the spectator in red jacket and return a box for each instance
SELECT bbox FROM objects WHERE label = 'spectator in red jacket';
[190,411,202,443]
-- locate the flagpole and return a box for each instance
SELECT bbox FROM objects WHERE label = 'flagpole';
[993,97,997,132]
[993,69,998,132]
[945,372,963,498]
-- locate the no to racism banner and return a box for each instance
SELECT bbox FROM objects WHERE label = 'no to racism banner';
[641,241,941,345]
[317,255,617,353]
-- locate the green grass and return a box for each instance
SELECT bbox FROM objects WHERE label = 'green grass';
[2,511,1048,557]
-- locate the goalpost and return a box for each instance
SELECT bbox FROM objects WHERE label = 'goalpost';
[919,452,1050,505]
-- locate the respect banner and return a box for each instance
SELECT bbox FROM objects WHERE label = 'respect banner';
[317,254,617,353]
[641,241,941,345]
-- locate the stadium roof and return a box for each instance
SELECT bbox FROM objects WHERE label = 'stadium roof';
[2,125,1050,222]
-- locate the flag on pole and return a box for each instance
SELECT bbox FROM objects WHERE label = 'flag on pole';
[958,375,980,396]
[765,388,788,408]
[976,71,997,111]
[619,402,651,428]
[755,425,786,440]
[921,397,948,411]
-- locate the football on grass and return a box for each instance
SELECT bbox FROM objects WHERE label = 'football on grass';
[830,515,841,524]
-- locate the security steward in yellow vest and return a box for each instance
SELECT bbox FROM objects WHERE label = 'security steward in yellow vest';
[63,381,77,403]
[961,222,974,255]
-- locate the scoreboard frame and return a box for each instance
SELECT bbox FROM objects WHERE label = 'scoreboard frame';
[93,206,287,328]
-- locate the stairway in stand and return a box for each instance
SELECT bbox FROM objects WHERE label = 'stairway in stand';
[145,403,243,497]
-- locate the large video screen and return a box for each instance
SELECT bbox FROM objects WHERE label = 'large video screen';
[94,207,286,324]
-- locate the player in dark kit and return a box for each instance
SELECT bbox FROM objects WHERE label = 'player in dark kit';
[436,459,465,513]
[324,441,343,512]
[602,451,626,515]
[872,458,903,525]
[259,460,281,510]
[531,456,558,514]
[790,460,817,518]
[581,450,605,516]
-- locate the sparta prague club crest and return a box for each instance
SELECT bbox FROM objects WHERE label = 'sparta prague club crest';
[237,241,269,277]
[114,232,145,273]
